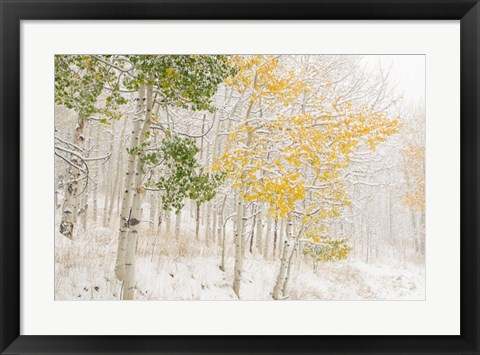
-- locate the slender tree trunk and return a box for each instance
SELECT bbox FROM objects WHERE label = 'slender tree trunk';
[232,78,256,295]
[212,203,218,245]
[217,212,223,246]
[106,117,128,226]
[59,114,87,239]
[72,194,79,224]
[263,216,272,258]
[420,212,425,255]
[81,126,93,230]
[165,211,171,236]
[123,82,154,300]
[282,243,296,296]
[199,115,206,223]
[60,168,77,239]
[249,204,257,253]
[273,240,290,299]
[272,215,292,300]
[282,225,302,295]
[102,123,114,227]
[240,202,248,256]
[205,202,212,245]
[122,183,144,300]
[175,209,182,238]
[188,200,193,218]
[81,192,88,231]
[256,206,263,254]
[116,182,123,218]
[54,183,59,210]
[219,209,226,272]
[411,209,419,253]
[149,192,157,232]
[273,219,278,259]
[195,204,200,240]
[78,127,91,231]
[158,209,164,231]
[114,85,145,281]
[151,210,163,262]
[233,199,245,297]
[92,126,101,223]
[210,112,223,246]
[279,219,285,258]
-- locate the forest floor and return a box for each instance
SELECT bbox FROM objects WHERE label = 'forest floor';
[55,210,425,301]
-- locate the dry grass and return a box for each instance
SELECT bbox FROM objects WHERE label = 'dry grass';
[54,211,425,301]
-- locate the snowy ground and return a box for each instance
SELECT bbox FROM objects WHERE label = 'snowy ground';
[55,215,425,301]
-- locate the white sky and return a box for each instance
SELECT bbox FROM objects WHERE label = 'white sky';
[361,55,425,104]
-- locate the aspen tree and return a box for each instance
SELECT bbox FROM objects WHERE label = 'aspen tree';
[115,85,145,281]
[123,82,154,300]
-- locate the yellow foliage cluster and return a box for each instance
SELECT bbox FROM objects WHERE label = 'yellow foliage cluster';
[403,143,425,211]
[225,55,306,106]
[245,173,305,219]
[217,55,401,232]
[266,111,399,182]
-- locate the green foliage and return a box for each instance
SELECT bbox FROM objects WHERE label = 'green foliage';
[126,147,139,155]
[154,134,224,213]
[141,152,159,166]
[54,55,127,119]
[189,169,226,206]
[56,55,234,215]
[126,142,148,156]
[55,55,236,120]
[301,234,352,262]
[123,55,236,112]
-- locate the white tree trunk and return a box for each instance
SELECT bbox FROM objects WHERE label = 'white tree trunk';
[199,115,206,224]
[54,183,60,209]
[165,211,171,236]
[81,192,88,231]
[278,218,285,258]
[272,219,279,259]
[255,205,263,254]
[233,199,245,297]
[219,210,226,272]
[240,203,248,256]
[263,216,272,258]
[105,118,127,227]
[114,85,145,281]
[195,204,200,240]
[123,82,154,300]
[212,203,218,245]
[217,212,223,247]
[205,202,212,245]
[189,200,195,219]
[282,225,302,295]
[92,126,101,223]
[106,146,124,226]
[272,215,292,300]
[122,181,143,300]
[149,192,157,233]
[59,114,87,239]
[175,209,182,238]
[60,176,77,239]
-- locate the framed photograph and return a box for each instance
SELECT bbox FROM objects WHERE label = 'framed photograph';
[1,0,479,354]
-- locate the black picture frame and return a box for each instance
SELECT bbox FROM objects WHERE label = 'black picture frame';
[1,0,479,354]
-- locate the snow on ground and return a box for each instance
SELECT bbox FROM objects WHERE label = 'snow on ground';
[55,218,425,301]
